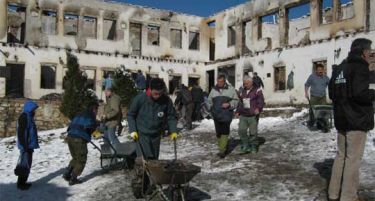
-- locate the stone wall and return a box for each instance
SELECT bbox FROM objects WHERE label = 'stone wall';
[0,98,70,137]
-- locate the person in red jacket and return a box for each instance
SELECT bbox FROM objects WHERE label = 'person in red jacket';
[235,76,265,153]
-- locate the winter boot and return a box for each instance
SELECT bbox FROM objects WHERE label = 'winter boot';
[240,141,251,153]
[62,166,73,181]
[69,173,82,186]
[17,177,32,190]
[217,135,229,158]
[249,144,259,154]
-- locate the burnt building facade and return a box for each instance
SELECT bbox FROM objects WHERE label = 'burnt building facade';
[0,0,374,105]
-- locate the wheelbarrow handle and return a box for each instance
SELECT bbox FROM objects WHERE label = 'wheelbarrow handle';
[136,138,148,162]
[89,141,101,152]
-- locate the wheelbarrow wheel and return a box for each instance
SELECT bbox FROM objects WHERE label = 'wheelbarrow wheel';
[101,157,115,171]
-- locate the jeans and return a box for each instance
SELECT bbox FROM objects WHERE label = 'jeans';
[104,127,120,145]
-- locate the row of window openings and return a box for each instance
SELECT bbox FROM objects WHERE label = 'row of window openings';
[40,66,200,94]
[7,5,200,50]
[5,64,324,92]
[225,0,354,47]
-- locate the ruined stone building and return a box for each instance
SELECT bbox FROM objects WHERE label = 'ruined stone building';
[0,0,374,105]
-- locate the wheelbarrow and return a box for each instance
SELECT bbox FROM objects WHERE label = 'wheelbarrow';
[306,97,333,132]
[132,139,201,201]
[90,136,136,171]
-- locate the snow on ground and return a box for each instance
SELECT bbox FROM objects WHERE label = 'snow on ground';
[1,110,374,201]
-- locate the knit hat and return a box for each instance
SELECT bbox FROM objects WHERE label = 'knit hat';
[150,78,165,91]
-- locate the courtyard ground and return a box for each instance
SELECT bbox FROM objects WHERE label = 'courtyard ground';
[0,109,374,201]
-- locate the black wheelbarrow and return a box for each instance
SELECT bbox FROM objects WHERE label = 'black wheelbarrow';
[132,140,201,201]
[90,137,136,171]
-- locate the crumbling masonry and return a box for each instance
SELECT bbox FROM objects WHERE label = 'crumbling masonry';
[0,0,374,105]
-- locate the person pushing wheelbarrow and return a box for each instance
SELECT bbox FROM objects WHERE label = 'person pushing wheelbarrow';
[127,78,178,198]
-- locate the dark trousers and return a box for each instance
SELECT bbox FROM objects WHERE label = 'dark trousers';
[136,133,161,160]
[67,136,88,176]
[192,102,202,121]
[184,103,194,128]
[214,120,231,138]
[17,151,33,185]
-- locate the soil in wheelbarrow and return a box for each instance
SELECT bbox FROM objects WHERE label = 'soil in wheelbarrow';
[147,160,201,185]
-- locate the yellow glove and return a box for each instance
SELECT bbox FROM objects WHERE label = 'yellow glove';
[170,133,178,141]
[130,132,139,141]
[92,130,102,139]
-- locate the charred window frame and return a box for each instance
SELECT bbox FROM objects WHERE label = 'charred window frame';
[64,13,79,36]
[83,16,97,39]
[40,64,56,89]
[170,29,182,49]
[259,12,279,39]
[41,10,57,35]
[287,2,311,45]
[7,4,26,44]
[103,19,117,40]
[147,25,160,46]
[274,66,286,91]
[228,25,236,47]
[338,0,354,20]
[319,0,334,24]
[189,31,200,51]
[129,22,142,56]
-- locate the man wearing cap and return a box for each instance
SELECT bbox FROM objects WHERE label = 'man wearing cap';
[328,38,375,201]
[127,78,178,159]
[102,87,122,145]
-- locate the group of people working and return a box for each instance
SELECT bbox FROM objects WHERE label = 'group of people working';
[14,38,374,201]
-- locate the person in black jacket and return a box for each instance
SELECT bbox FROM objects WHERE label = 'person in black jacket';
[191,82,204,121]
[328,38,375,201]
[252,72,264,89]
[175,84,194,130]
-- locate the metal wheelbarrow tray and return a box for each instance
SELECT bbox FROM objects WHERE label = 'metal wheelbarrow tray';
[146,160,201,185]
[91,138,136,170]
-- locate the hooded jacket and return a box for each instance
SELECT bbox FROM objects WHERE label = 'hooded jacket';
[329,54,375,131]
[17,100,39,151]
[67,110,97,142]
[208,84,238,122]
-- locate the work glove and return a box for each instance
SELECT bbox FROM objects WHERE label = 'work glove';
[170,133,178,141]
[92,130,102,139]
[130,132,139,141]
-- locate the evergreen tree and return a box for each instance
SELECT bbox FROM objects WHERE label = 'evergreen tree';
[112,65,138,108]
[60,51,98,119]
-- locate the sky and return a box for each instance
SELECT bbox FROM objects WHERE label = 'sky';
[110,0,352,18]
[111,0,249,17]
